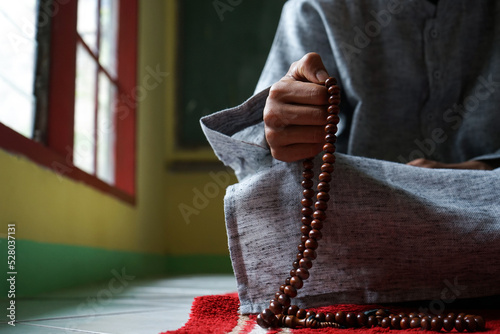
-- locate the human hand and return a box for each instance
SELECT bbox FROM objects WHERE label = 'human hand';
[407,158,495,170]
[263,52,331,162]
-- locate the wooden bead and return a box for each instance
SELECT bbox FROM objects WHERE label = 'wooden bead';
[275,292,281,300]
[323,142,336,153]
[305,238,318,250]
[313,210,326,221]
[299,257,313,269]
[300,225,311,235]
[357,313,368,326]
[311,219,323,230]
[381,317,391,328]
[303,248,317,260]
[346,312,358,327]
[315,312,326,322]
[410,317,421,328]
[296,252,303,260]
[301,179,313,189]
[455,318,466,332]
[296,309,307,319]
[301,216,312,225]
[284,285,297,298]
[457,313,466,320]
[302,170,314,179]
[325,77,337,87]
[303,159,314,170]
[474,316,485,331]
[317,181,331,192]
[328,95,341,105]
[279,284,286,292]
[289,269,296,277]
[421,317,431,330]
[301,207,313,216]
[324,312,335,322]
[257,309,278,328]
[465,316,477,331]
[297,243,305,252]
[335,311,346,325]
[292,260,299,269]
[443,317,455,331]
[326,114,340,125]
[431,317,443,331]
[300,235,308,243]
[322,153,336,163]
[309,229,322,240]
[325,134,337,143]
[314,200,328,211]
[321,163,334,173]
[391,316,402,329]
[327,105,340,114]
[301,198,313,207]
[367,315,378,327]
[290,276,303,289]
[287,305,299,316]
[327,85,340,95]
[278,293,291,307]
[319,172,332,182]
[295,267,309,280]
[303,189,315,198]
[400,317,411,329]
[325,124,338,133]
[306,310,316,319]
[269,300,283,314]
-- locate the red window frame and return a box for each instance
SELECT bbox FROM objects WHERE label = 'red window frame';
[0,0,137,204]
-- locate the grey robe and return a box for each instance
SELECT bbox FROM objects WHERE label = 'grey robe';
[201,0,500,314]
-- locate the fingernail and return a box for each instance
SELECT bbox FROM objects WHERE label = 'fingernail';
[316,69,329,83]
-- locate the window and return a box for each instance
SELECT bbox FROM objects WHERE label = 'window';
[0,0,138,204]
[0,1,38,138]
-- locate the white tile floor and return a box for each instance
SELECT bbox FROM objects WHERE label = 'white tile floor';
[0,274,237,334]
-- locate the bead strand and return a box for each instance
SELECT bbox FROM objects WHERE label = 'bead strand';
[257,77,340,329]
[256,77,486,331]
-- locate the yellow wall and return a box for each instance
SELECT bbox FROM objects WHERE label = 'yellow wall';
[0,0,231,259]
[0,1,170,255]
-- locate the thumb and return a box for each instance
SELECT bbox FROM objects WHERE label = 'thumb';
[288,52,330,84]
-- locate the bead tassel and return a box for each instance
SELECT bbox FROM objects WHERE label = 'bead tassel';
[256,77,486,331]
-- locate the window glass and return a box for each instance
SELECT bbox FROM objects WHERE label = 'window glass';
[0,1,37,138]
[74,43,97,175]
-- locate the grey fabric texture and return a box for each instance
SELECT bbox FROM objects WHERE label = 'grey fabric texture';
[201,96,500,314]
[200,0,500,314]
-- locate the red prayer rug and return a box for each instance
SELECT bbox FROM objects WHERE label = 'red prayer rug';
[161,293,500,334]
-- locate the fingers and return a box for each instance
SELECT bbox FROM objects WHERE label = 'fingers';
[407,158,442,168]
[264,99,328,129]
[287,52,330,84]
[268,79,328,106]
[269,143,324,163]
[265,125,326,162]
[264,52,332,162]
[406,159,494,170]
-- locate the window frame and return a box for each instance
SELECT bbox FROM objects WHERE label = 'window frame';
[0,0,138,205]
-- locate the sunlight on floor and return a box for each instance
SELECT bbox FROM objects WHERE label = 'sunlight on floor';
[0,274,237,333]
